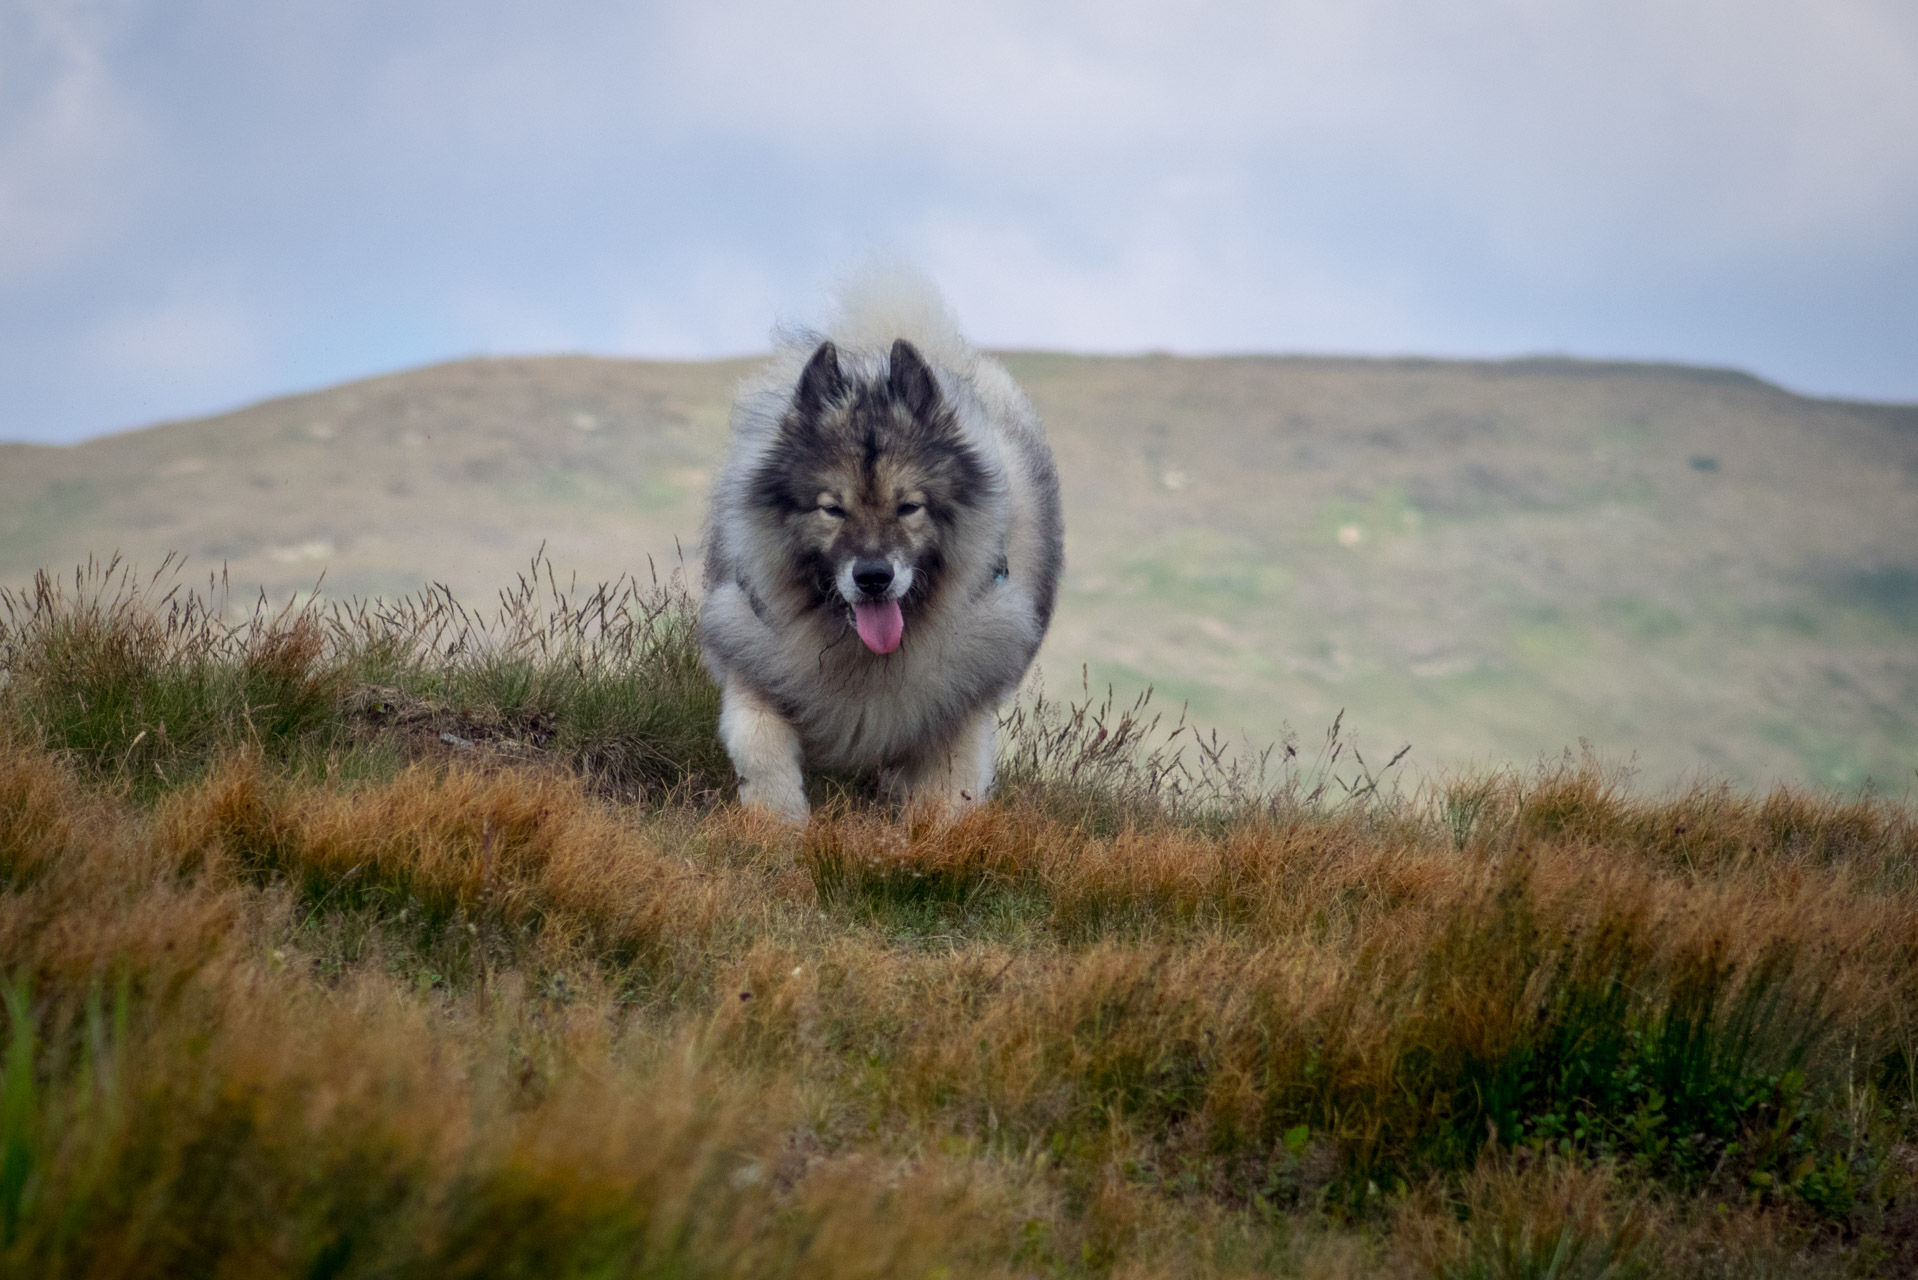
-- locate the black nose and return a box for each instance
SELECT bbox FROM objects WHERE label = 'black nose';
[851,558,894,597]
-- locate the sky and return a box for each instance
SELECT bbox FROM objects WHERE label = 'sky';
[3,0,1916,443]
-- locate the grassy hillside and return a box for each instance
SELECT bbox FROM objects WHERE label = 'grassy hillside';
[2,353,1915,788]
[1,563,1916,1277]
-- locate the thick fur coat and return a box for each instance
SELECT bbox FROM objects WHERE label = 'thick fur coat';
[698,274,1063,819]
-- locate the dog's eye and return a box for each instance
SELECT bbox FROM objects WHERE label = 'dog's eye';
[820,504,847,519]
[896,502,923,517]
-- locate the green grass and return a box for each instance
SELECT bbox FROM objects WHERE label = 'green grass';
[2,557,1917,1277]
[1837,566,1918,632]
[1598,599,1685,641]
[0,553,727,802]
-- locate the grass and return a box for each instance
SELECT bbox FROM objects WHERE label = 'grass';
[0,553,727,801]
[1,558,1916,1277]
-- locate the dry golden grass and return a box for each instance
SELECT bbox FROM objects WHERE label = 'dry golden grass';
[3,722,1917,1276]
[4,567,1918,1276]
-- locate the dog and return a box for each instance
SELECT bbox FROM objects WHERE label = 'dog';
[698,272,1063,820]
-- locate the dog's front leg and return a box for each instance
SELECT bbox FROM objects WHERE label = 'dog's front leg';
[719,678,809,821]
[897,707,997,816]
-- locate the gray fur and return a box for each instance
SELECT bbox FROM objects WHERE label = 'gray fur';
[698,274,1063,819]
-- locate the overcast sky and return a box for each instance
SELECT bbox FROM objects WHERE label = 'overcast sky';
[4,0,1916,442]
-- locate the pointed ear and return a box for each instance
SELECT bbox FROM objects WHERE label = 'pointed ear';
[888,339,940,420]
[794,341,845,418]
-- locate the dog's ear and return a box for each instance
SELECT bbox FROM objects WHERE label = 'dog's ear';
[794,341,846,418]
[888,339,940,420]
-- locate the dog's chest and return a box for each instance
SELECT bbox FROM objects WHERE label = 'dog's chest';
[784,640,951,768]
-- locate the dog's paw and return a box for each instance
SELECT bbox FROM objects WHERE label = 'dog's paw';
[738,779,810,824]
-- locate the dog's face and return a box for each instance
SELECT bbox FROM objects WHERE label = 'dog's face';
[749,339,990,653]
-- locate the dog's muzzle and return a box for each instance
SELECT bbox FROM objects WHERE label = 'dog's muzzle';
[838,557,912,655]
[851,557,893,598]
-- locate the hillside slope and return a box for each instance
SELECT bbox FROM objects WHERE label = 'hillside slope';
[3,353,1914,787]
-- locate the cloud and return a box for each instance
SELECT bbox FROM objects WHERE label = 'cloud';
[913,202,1441,356]
[84,286,265,388]
[0,0,159,286]
[611,255,783,359]
[1,0,1915,441]
[1338,0,1918,269]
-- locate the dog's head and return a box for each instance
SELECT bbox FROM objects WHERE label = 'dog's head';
[748,338,993,654]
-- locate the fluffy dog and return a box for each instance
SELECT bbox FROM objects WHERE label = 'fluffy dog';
[698,274,1063,820]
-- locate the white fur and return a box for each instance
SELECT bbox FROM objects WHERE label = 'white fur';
[835,558,915,605]
[718,677,808,820]
[824,261,975,374]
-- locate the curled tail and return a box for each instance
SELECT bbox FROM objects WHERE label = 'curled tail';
[820,261,975,370]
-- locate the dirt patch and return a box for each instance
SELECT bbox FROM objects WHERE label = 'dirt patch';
[350,684,558,763]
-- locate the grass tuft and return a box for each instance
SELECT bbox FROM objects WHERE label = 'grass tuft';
[1,555,1915,1276]
[1,552,726,800]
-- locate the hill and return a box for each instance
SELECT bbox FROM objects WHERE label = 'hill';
[3,352,1915,788]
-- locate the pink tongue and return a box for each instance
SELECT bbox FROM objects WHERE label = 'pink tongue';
[852,599,904,654]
